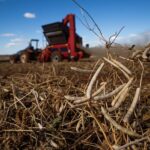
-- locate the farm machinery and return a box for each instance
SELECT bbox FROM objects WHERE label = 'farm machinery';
[10,14,90,63]
[9,39,41,64]
[39,14,90,62]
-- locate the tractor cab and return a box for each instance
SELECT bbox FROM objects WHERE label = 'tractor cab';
[26,39,40,52]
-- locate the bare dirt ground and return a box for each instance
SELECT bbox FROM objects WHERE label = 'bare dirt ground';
[0,58,150,149]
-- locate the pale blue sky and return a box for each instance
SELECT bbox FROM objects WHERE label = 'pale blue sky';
[0,0,150,54]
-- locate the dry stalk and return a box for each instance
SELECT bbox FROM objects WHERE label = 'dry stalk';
[113,136,149,150]
[71,0,106,42]
[70,66,93,73]
[72,0,124,49]
[123,87,141,123]
[3,129,33,132]
[70,102,88,108]
[86,62,104,99]
[11,84,27,109]
[76,118,82,133]
[32,89,45,118]
[11,90,33,106]
[11,84,18,109]
[101,107,141,137]
[50,140,59,149]
[119,56,134,62]
[87,107,113,150]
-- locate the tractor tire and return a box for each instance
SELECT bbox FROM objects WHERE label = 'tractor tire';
[20,53,29,63]
[51,51,62,62]
[10,56,16,64]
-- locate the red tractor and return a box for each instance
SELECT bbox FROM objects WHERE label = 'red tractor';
[39,14,90,62]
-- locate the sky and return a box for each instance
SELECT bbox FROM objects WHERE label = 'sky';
[0,0,150,54]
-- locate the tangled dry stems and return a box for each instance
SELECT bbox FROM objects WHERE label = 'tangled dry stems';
[131,46,150,61]
[0,57,150,150]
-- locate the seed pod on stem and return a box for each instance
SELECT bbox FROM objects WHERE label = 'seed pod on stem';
[123,87,141,123]
[101,107,141,137]
[103,57,130,80]
[111,78,133,106]
[93,84,125,101]
[108,87,129,112]
[142,47,150,60]
[74,82,106,104]
[111,58,132,75]
[86,63,104,99]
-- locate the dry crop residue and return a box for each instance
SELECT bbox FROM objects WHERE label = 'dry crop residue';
[0,60,150,150]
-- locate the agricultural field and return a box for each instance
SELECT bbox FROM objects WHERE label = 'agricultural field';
[0,0,150,149]
[0,55,10,62]
[0,56,150,149]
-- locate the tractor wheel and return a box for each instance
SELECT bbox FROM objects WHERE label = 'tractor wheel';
[51,51,62,62]
[10,56,16,64]
[20,53,29,63]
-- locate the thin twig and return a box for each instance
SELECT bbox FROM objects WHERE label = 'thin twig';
[113,136,149,150]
